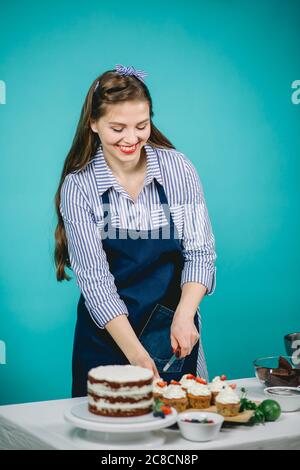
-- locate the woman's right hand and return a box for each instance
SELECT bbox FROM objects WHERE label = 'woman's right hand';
[105,316,160,379]
[129,348,160,380]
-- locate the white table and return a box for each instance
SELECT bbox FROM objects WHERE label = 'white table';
[1,378,300,450]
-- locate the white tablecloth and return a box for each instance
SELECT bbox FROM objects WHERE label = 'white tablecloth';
[0,378,300,450]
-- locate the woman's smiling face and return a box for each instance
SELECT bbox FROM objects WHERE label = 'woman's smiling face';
[91,100,151,163]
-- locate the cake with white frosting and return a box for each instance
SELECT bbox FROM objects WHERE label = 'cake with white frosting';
[87,365,154,417]
[153,378,168,399]
[161,384,188,413]
[215,387,241,417]
[208,376,230,404]
[186,382,212,409]
[179,374,196,390]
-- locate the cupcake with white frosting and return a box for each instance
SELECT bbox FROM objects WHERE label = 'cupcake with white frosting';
[215,387,241,417]
[208,376,230,404]
[153,378,168,399]
[186,382,212,409]
[179,374,196,391]
[161,384,188,413]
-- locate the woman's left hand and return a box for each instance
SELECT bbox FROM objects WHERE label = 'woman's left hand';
[170,309,200,359]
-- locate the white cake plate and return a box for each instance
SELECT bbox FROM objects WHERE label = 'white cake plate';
[64,399,178,449]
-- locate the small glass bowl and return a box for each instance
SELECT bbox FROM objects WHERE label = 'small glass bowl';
[254,356,300,388]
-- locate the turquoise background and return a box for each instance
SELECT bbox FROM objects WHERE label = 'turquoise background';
[0,0,299,405]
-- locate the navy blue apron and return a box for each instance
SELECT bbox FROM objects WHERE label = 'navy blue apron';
[72,173,202,397]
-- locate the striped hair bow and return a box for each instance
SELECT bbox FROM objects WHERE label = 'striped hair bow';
[93,64,148,93]
[114,64,148,83]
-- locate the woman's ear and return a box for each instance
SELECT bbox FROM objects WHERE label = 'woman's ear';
[90,119,97,133]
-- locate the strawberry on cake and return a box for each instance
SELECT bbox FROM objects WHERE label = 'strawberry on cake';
[153,378,168,399]
[179,374,197,390]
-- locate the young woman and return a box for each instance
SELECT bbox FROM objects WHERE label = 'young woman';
[54,64,217,397]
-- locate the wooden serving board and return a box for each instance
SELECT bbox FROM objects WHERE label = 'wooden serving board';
[184,401,261,424]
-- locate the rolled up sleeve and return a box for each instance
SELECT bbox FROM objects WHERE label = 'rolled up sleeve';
[59,173,129,329]
[180,158,217,296]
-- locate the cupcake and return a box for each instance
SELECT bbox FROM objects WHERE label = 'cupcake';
[161,384,188,413]
[208,376,230,404]
[153,378,168,399]
[215,387,241,417]
[186,382,212,409]
[179,374,196,391]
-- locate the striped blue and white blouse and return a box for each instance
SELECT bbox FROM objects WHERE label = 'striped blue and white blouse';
[60,143,217,330]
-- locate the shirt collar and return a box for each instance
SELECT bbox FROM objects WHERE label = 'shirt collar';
[92,143,163,197]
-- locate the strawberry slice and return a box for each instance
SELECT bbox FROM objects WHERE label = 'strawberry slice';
[220,375,227,381]
[161,406,172,415]
[186,374,195,380]
[157,381,168,388]
[170,380,181,386]
[195,377,207,385]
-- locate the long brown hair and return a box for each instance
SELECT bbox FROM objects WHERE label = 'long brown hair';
[54,68,176,281]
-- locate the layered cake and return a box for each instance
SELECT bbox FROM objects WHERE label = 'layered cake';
[87,365,154,417]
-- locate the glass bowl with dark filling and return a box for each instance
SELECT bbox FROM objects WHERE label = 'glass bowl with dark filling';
[254,356,300,387]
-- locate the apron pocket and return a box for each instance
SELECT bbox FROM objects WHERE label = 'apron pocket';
[138,303,185,374]
[153,356,185,374]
